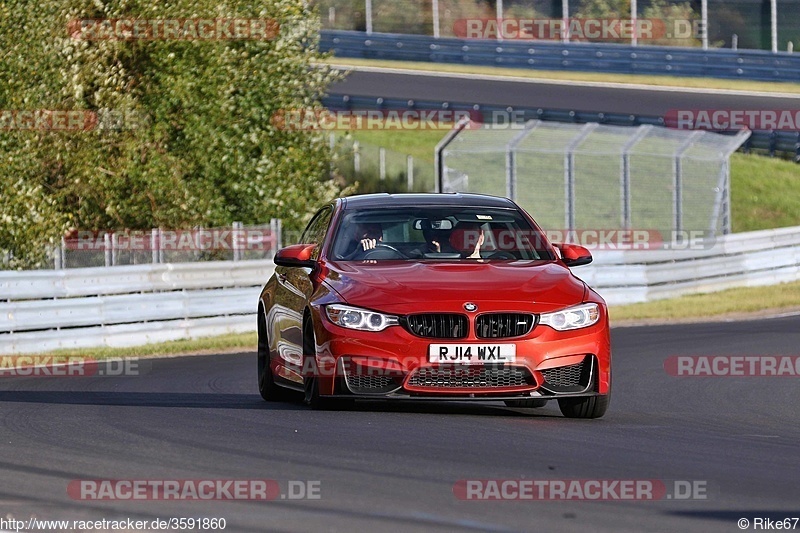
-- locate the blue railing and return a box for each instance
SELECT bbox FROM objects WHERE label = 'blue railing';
[321,30,800,83]
[322,94,800,160]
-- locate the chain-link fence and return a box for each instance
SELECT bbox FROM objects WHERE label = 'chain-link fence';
[334,135,436,193]
[438,121,750,240]
[40,221,282,270]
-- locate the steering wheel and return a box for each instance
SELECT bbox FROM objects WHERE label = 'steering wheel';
[362,243,407,260]
[487,251,517,260]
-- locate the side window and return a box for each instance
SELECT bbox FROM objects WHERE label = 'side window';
[300,206,333,259]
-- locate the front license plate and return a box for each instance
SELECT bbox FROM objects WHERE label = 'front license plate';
[428,344,516,364]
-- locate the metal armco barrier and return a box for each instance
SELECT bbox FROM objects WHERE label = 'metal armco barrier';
[321,30,800,82]
[2,226,800,354]
[0,260,275,355]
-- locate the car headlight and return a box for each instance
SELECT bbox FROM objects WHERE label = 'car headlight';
[325,304,399,332]
[539,303,600,331]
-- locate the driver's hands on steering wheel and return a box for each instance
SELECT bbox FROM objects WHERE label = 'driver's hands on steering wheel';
[360,238,378,251]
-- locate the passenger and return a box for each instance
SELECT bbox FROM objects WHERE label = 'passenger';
[419,219,457,254]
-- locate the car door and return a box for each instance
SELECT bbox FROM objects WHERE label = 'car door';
[270,206,333,385]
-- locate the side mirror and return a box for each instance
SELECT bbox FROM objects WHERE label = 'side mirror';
[274,244,316,268]
[554,243,593,267]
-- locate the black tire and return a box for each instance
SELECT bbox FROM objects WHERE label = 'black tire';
[504,399,548,408]
[302,316,353,411]
[557,394,610,419]
[257,311,292,402]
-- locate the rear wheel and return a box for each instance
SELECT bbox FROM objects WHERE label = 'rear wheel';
[557,394,610,419]
[257,311,292,402]
[504,399,548,408]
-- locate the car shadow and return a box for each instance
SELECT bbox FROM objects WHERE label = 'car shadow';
[0,390,564,416]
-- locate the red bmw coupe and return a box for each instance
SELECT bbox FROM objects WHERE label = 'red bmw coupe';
[257,193,611,418]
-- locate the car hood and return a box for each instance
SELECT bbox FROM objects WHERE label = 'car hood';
[322,260,587,314]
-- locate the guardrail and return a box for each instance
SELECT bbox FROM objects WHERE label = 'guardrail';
[323,94,800,160]
[1,226,798,354]
[321,30,800,82]
[582,226,800,305]
[0,260,274,355]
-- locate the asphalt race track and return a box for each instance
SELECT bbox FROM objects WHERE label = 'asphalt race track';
[329,68,800,116]
[1,315,799,532]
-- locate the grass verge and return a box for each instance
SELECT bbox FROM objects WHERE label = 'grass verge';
[325,57,800,94]
[14,332,257,362]
[610,281,800,322]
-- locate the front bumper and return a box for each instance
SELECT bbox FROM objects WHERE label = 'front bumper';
[299,305,611,399]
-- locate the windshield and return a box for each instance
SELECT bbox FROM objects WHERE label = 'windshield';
[330,206,554,262]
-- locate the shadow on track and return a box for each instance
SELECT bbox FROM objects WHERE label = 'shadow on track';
[0,390,567,417]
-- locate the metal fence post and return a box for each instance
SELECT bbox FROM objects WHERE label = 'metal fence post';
[103,233,112,267]
[674,131,703,237]
[620,125,652,230]
[432,0,440,38]
[232,221,243,261]
[407,155,414,191]
[435,116,471,193]
[270,218,283,254]
[365,0,373,35]
[563,123,598,232]
[353,141,361,173]
[379,147,386,180]
[506,120,540,201]
[496,0,504,42]
[151,229,159,264]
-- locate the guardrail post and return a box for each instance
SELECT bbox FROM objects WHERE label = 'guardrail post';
[379,147,386,180]
[365,0,373,35]
[407,155,414,191]
[353,141,360,173]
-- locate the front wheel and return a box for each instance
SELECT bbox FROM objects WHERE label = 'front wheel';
[302,316,353,411]
[257,313,292,402]
[557,394,610,419]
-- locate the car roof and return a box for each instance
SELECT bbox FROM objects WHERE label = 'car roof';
[338,193,516,210]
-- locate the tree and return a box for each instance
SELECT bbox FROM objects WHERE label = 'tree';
[0,0,344,268]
